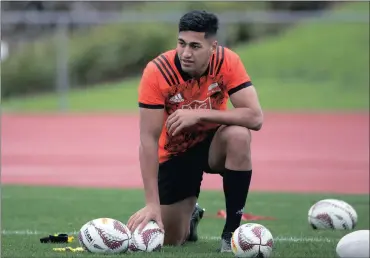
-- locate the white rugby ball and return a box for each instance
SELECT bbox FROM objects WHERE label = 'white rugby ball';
[308,199,357,230]
[231,223,274,258]
[129,220,165,252]
[78,218,131,254]
[336,230,370,258]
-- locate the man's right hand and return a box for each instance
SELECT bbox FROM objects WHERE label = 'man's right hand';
[127,204,164,233]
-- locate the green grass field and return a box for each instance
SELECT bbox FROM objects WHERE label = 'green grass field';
[2,2,369,113]
[1,185,369,257]
[2,78,368,113]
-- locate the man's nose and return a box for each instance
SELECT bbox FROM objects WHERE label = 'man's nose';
[183,47,192,58]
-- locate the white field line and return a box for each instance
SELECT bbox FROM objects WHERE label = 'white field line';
[1,230,336,243]
[201,236,335,243]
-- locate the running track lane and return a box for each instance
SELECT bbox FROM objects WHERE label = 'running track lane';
[1,113,369,194]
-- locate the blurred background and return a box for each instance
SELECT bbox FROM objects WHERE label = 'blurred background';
[1,0,369,112]
[1,1,369,191]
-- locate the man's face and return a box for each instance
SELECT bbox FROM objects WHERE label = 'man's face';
[176,31,217,76]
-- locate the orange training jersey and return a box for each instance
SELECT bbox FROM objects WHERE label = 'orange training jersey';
[138,46,252,163]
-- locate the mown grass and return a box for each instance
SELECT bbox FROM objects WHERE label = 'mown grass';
[2,185,369,257]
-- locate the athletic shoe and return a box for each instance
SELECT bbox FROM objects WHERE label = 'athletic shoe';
[218,232,233,253]
[187,203,205,242]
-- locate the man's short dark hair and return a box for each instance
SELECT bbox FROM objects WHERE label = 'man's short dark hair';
[178,10,219,38]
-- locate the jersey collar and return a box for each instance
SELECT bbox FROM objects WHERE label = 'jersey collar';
[174,53,209,82]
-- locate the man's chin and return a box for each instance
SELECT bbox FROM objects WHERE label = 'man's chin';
[181,65,194,73]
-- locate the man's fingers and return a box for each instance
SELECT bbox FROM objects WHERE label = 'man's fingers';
[127,213,138,231]
[166,113,179,130]
[127,218,135,231]
[172,123,185,136]
[156,218,164,231]
[165,113,174,129]
[131,215,144,233]
[138,217,150,234]
[168,120,181,136]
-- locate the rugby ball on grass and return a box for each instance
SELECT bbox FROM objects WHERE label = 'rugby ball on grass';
[336,230,370,258]
[78,218,131,254]
[231,223,274,258]
[308,199,357,230]
[129,220,165,252]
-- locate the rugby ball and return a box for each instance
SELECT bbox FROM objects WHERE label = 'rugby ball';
[78,218,131,254]
[129,220,165,252]
[231,223,274,258]
[336,230,370,258]
[308,199,357,230]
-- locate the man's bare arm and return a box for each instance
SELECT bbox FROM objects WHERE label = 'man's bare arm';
[139,108,164,205]
[198,86,263,130]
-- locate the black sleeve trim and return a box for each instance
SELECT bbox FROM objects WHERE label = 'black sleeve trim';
[138,102,164,109]
[228,81,253,96]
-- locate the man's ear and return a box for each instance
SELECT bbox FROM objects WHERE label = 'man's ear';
[212,40,218,52]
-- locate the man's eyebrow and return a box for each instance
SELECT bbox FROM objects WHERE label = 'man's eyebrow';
[178,38,202,45]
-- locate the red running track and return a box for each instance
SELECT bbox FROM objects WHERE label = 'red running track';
[1,113,369,194]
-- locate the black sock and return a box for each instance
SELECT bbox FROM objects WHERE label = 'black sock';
[221,169,252,238]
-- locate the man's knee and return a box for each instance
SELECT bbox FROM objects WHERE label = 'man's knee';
[163,226,188,246]
[222,126,251,153]
[208,126,252,171]
[161,197,196,246]
[220,126,252,170]
[162,214,190,246]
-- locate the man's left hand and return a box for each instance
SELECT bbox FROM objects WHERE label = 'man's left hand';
[166,110,201,136]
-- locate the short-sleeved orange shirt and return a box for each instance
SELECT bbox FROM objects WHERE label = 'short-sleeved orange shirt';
[138,46,252,163]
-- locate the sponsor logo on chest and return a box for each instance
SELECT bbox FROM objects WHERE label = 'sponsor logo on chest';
[207,82,221,96]
[169,93,184,103]
[168,81,222,110]
[182,97,212,110]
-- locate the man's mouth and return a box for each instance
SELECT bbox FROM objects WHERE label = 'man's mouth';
[181,59,194,65]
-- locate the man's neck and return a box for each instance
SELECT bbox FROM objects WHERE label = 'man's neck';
[188,63,209,79]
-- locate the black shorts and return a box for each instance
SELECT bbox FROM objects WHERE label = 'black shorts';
[158,129,219,205]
